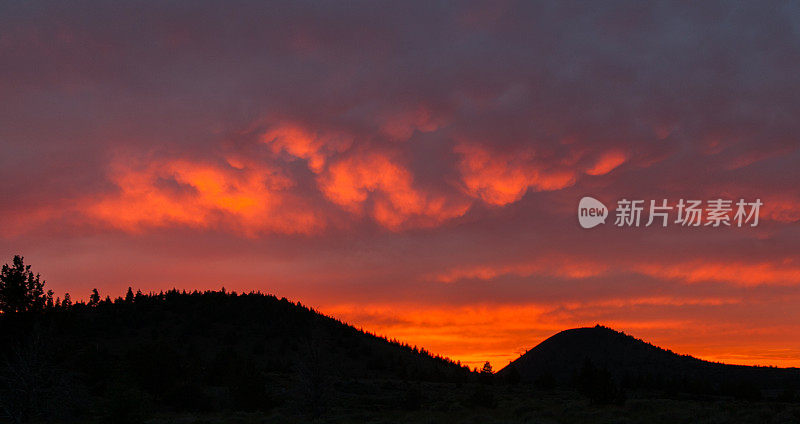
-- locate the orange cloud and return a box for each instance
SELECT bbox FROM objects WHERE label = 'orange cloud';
[318,151,471,230]
[455,142,576,206]
[761,198,800,223]
[262,123,352,173]
[431,256,608,283]
[694,348,800,368]
[260,122,471,230]
[561,296,740,309]
[434,256,800,288]
[635,260,800,286]
[0,206,62,238]
[585,150,628,175]
[89,156,326,236]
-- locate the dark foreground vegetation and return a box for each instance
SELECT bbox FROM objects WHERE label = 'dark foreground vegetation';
[3,256,800,423]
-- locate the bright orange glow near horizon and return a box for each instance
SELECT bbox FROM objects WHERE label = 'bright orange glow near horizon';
[317,300,800,372]
[3,0,800,375]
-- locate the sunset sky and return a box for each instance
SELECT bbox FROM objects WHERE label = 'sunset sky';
[2,1,800,370]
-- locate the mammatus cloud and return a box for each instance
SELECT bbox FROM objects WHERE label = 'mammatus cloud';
[454,142,577,206]
[318,150,471,230]
[261,123,352,174]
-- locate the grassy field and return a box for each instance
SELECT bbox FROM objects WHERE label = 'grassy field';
[135,381,800,424]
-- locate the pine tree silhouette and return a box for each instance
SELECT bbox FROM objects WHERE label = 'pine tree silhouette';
[0,255,47,313]
[89,289,101,307]
[45,290,55,309]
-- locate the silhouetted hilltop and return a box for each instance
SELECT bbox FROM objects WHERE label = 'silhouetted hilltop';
[0,289,472,421]
[5,296,800,423]
[499,325,800,398]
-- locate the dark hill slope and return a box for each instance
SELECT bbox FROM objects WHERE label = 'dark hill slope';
[499,326,800,396]
[0,290,472,419]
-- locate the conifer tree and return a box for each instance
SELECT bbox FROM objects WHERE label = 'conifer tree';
[89,288,101,307]
[0,255,47,313]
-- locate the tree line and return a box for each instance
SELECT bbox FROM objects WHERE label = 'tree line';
[0,255,186,313]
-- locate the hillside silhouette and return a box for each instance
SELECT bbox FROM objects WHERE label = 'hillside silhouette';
[500,325,800,400]
[0,289,473,422]
[3,255,800,423]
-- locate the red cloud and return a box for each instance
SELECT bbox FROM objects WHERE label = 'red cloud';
[262,123,352,173]
[585,150,628,176]
[89,156,326,236]
[318,150,471,230]
[634,260,800,287]
[455,142,576,206]
[430,256,608,283]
